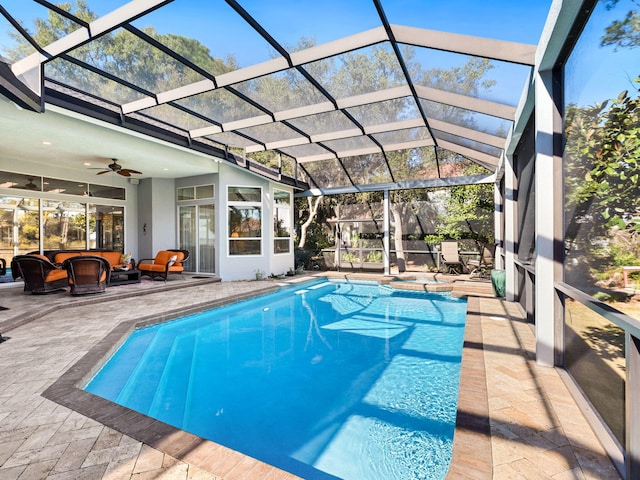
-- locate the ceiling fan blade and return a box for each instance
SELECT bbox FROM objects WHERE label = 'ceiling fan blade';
[118,170,131,177]
[96,170,110,175]
[123,169,142,175]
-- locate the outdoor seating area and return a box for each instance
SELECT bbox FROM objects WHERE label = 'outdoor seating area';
[440,240,466,275]
[468,244,496,279]
[6,249,190,295]
[43,249,134,272]
[11,254,69,294]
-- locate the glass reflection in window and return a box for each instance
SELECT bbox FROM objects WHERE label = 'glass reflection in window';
[42,200,86,250]
[228,186,262,256]
[274,189,291,254]
[0,197,39,257]
[89,205,124,252]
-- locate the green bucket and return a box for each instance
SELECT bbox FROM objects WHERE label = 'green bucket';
[490,269,506,298]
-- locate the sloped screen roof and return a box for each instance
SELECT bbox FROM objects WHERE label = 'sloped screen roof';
[0,0,551,194]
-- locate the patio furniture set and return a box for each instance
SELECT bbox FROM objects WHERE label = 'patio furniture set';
[9,249,189,295]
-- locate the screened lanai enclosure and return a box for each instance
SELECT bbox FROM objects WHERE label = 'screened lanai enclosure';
[295,185,494,274]
[0,0,532,276]
[0,0,538,192]
[1,1,640,479]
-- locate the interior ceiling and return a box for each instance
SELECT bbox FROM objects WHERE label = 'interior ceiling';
[0,0,552,193]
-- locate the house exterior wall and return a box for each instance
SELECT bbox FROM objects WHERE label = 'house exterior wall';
[216,163,294,281]
[0,99,294,282]
[137,177,176,260]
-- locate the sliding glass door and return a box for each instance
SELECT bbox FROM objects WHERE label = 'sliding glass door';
[179,204,215,274]
[198,204,215,273]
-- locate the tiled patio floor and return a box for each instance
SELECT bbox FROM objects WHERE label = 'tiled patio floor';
[0,273,620,479]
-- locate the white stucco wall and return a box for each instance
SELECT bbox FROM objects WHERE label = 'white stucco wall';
[216,163,294,281]
[137,177,176,259]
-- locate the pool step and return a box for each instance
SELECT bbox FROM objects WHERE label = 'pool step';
[115,329,181,412]
[86,328,159,400]
[147,333,197,425]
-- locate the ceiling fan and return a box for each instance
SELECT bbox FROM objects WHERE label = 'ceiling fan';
[95,159,142,177]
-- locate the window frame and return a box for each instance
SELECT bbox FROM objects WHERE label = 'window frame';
[273,189,291,255]
[227,186,263,257]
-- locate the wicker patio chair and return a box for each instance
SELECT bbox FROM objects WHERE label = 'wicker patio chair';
[62,255,111,295]
[138,249,190,281]
[12,254,69,294]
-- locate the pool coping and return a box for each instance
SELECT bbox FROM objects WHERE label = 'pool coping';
[41,281,492,480]
[447,295,492,479]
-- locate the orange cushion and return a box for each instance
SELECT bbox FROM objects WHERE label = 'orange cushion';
[140,264,167,272]
[31,254,52,262]
[45,269,68,283]
[54,252,79,263]
[153,251,174,265]
[54,251,125,269]
[99,252,123,266]
[139,263,184,273]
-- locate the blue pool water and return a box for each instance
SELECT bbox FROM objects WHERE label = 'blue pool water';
[0,267,13,283]
[85,279,468,480]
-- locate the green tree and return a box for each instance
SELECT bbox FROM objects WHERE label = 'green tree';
[601,0,640,49]
[564,83,640,280]
[6,1,239,112]
[423,163,495,250]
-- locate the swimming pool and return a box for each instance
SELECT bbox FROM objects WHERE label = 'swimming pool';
[85,279,467,479]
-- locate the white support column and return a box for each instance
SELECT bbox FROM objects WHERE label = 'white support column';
[383,190,390,276]
[534,68,562,367]
[504,155,517,302]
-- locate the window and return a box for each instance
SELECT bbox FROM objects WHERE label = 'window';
[178,184,214,201]
[88,184,125,200]
[0,195,126,257]
[0,196,39,257]
[42,200,87,250]
[562,0,639,448]
[196,185,214,199]
[43,178,87,196]
[89,205,125,252]
[228,186,262,255]
[177,187,195,201]
[274,189,291,254]
[228,186,261,202]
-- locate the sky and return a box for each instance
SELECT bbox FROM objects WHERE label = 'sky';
[564,0,640,108]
